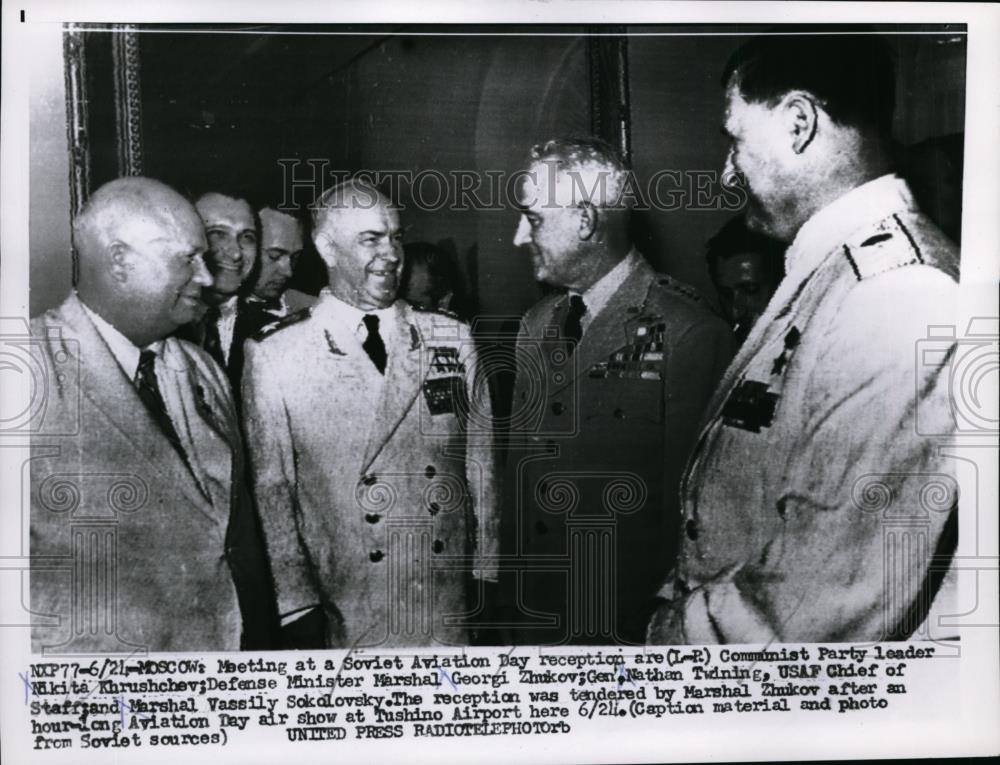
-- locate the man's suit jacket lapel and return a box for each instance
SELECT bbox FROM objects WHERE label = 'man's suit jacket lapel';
[554,260,656,393]
[54,296,217,518]
[361,303,423,474]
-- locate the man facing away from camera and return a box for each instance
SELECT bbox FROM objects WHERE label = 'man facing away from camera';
[242,180,499,648]
[647,34,960,645]
[501,138,734,646]
[30,177,277,652]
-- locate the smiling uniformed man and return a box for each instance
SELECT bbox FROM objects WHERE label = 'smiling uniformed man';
[242,180,498,648]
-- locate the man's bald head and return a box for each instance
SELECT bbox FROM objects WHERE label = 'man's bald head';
[73,177,211,347]
[74,178,201,269]
[310,179,389,237]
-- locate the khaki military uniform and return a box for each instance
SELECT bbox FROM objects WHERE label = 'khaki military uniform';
[242,293,498,648]
[504,255,734,645]
[648,175,961,644]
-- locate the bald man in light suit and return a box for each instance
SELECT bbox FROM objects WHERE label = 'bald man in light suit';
[30,177,278,652]
[243,181,499,649]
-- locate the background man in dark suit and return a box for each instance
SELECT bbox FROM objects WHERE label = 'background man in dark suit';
[30,177,277,652]
[189,191,261,396]
[252,206,317,316]
[501,137,734,645]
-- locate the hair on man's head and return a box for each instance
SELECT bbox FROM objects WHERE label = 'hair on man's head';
[528,136,634,209]
[722,33,896,137]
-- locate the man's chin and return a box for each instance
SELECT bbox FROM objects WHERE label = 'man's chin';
[207,285,241,304]
[211,273,243,295]
[366,289,397,309]
[745,207,777,238]
[176,302,207,325]
[254,287,284,301]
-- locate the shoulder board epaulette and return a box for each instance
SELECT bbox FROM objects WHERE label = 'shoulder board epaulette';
[410,303,460,321]
[842,213,924,281]
[653,274,704,304]
[251,308,311,341]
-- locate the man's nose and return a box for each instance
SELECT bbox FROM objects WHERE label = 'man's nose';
[722,150,738,186]
[378,242,401,263]
[217,236,242,262]
[192,254,213,287]
[277,256,294,278]
[513,216,531,247]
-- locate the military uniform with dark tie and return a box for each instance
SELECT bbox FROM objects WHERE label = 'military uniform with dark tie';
[242,289,499,648]
[503,251,734,645]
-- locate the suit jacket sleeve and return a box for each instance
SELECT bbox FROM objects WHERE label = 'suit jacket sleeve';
[242,339,322,616]
[674,267,958,643]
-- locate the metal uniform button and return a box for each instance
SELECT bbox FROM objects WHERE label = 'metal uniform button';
[369,550,384,563]
[365,513,380,524]
[432,540,444,554]
[685,519,699,541]
[551,401,564,415]
[425,465,436,479]
[613,408,625,419]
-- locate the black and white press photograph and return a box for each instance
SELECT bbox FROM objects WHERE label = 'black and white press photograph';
[1,2,997,763]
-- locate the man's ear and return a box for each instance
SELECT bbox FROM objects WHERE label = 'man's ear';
[783,92,819,154]
[108,241,130,283]
[577,203,598,241]
[313,232,338,270]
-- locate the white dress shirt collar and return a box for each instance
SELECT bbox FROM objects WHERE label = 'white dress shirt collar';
[80,298,164,380]
[314,289,398,336]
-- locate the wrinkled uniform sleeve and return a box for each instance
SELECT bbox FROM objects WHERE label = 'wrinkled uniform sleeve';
[242,339,322,616]
[460,325,500,582]
[677,266,958,643]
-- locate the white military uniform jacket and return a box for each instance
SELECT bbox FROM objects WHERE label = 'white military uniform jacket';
[243,292,499,648]
[649,175,961,644]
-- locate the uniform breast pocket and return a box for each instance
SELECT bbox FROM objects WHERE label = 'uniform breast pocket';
[422,375,468,417]
[584,377,664,424]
